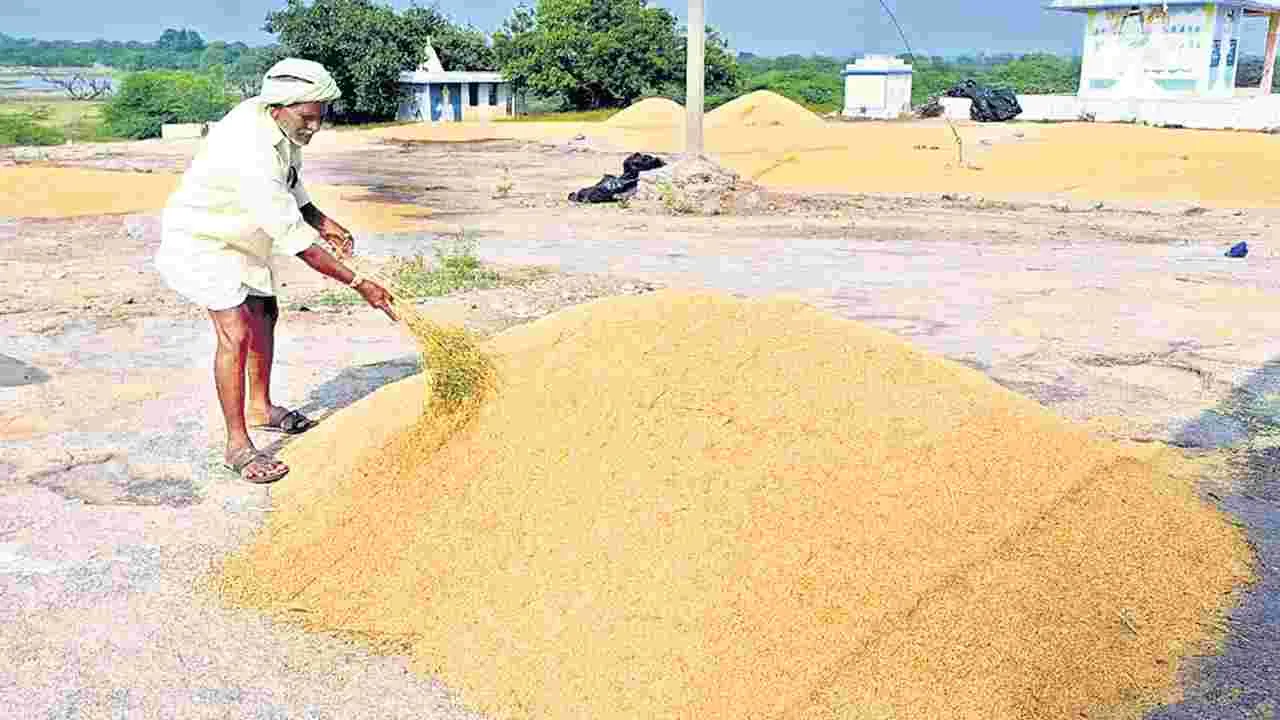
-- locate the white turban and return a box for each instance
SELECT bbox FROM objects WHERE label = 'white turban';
[258,58,342,107]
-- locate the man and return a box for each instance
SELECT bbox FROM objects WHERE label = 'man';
[156,58,397,484]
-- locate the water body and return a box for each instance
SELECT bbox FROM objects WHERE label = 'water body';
[0,71,115,97]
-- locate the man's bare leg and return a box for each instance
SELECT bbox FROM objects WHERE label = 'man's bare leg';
[243,295,282,426]
[209,302,287,481]
[209,303,254,459]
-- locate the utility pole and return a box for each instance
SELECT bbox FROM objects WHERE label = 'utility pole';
[686,0,705,157]
[1264,13,1280,94]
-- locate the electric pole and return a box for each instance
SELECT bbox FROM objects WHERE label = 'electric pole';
[686,0,705,157]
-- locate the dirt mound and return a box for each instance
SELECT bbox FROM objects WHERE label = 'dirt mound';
[633,155,749,215]
[606,97,686,129]
[219,290,1250,720]
[706,90,826,131]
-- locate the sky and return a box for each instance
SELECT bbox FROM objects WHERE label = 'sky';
[2,0,1275,58]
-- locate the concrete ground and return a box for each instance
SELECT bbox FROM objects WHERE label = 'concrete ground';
[2,126,1278,718]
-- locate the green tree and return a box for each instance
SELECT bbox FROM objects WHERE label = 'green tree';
[102,70,235,138]
[200,41,229,70]
[229,45,289,97]
[157,29,206,52]
[496,0,737,110]
[264,0,490,122]
[984,53,1080,94]
[666,27,740,104]
[402,6,497,70]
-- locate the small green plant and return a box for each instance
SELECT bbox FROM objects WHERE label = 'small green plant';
[494,166,514,199]
[307,232,501,309]
[406,233,502,296]
[655,180,696,215]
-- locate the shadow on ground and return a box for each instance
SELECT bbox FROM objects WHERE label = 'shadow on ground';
[255,356,422,461]
[0,354,50,387]
[1146,358,1280,718]
[299,355,422,416]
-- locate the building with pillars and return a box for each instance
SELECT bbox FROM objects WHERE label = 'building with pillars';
[396,41,515,123]
[939,2,1280,129]
[1048,0,1280,98]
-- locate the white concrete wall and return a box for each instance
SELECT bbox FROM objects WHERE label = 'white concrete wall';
[842,56,913,119]
[941,93,1280,131]
[161,123,207,140]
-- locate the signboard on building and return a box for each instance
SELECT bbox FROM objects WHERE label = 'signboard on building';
[1076,3,1241,98]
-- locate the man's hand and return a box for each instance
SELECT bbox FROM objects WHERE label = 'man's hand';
[320,219,354,258]
[356,279,398,322]
[301,203,355,257]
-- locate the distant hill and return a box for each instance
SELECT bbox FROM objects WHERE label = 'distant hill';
[0,33,14,47]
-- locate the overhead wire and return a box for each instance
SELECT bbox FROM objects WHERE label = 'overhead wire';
[874,0,967,165]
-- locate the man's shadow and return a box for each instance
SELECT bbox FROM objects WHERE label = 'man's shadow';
[256,354,422,455]
[1147,357,1280,718]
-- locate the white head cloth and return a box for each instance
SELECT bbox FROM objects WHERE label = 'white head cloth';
[258,58,342,107]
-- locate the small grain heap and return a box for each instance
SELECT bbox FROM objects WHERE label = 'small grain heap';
[706,89,827,131]
[219,290,1251,720]
[605,97,686,129]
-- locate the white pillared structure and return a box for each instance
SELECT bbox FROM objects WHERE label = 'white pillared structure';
[940,1,1280,130]
[396,40,514,123]
[842,54,914,119]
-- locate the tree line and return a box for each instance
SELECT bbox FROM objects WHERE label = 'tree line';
[8,0,1280,139]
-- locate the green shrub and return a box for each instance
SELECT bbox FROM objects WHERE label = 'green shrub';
[102,70,235,139]
[0,112,66,146]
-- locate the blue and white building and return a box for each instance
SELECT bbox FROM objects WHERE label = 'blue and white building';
[396,42,514,123]
[940,1,1280,129]
[1047,0,1280,98]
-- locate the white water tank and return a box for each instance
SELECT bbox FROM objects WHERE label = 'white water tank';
[842,55,914,120]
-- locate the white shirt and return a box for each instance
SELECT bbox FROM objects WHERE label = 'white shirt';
[155,98,321,310]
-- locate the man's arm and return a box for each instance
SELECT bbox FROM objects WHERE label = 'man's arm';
[296,243,398,322]
[299,202,354,257]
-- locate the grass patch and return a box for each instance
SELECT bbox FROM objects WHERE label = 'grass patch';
[0,109,64,146]
[307,234,501,308]
[0,99,111,143]
[331,119,415,132]
[498,108,619,123]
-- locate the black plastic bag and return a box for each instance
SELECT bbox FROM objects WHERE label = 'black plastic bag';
[570,153,666,203]
[568,174,639,204]
[944,80,1022,122]
[623,152,665,176]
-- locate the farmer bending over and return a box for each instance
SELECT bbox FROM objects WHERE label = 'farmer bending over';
[155,58,396,484]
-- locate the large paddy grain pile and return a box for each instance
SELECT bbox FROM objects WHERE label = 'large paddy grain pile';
[605,97,686,129]
[707,89,826,131]
[219,290,1251,720]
